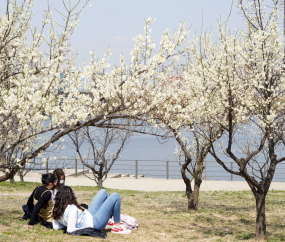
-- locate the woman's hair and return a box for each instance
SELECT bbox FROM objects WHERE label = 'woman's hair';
[53,168,65,181]
[41,173,57,186]
[52,186,83,220]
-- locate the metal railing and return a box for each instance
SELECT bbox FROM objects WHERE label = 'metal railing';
[21,158,285,182]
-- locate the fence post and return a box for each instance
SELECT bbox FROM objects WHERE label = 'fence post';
[166,161,169,180]
[46,158,48,174]
[135,160,138,179]
[231,162,233,181]
[75,158,77,177]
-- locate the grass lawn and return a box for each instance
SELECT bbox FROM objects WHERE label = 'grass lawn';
[0,181,284,242]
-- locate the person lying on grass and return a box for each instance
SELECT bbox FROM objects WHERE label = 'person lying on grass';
[52,186,131,234]
[25,173,58,227]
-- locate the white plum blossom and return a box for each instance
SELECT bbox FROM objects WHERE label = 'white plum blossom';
[0,0,191,182]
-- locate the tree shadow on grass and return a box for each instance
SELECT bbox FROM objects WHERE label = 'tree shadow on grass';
[162,204,253,237]
[163,200,285,241]
[266,233,285,241]
[164,200,255,214]
[266,200,285,205]
[266,222,285,230]
[0,209,22,216]
[0,208,24,226]
[170,221,240,238]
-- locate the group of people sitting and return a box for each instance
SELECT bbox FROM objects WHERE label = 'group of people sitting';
[24,168,132,236]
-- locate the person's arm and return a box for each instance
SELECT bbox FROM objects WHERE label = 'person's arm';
[73,190,78,199]
[28,191,51,225]
[66,206,82,233]
[52,218,65,230]
[51,190,56,204]
[27,187,37,213]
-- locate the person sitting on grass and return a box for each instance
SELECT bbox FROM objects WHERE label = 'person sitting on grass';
[51,168,78,204]
[51,168,89,211]
[25,173,58,227]
[52,186,131,234]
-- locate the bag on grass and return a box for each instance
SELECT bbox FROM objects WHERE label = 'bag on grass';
[120,214,138,230]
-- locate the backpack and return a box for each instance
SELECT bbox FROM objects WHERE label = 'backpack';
[120,214,138,230]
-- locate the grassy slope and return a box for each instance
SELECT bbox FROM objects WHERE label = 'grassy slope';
[0,181,284,242]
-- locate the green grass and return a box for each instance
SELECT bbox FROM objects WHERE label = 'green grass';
[0,182,284,241]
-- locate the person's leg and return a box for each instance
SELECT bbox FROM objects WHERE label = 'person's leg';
[91,192,121,230]
[87,189,108,214]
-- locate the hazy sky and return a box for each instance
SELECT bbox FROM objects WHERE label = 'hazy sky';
[1,0,246,66]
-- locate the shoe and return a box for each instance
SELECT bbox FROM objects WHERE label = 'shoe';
[105,218,114,229]
[111,224,132,234]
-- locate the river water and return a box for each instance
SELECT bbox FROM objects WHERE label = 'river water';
[32,133,285,182]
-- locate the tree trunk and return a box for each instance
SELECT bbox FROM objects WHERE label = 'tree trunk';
[180,158,204,210]
[255,192,266,240]
[0,168,19,182]
[97,175,103,190]
[188,179,202,210]
[19,170,24,182]
[9,177,14,185]
[180,159,194,210]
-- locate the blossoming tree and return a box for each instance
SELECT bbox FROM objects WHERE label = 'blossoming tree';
[200,0,285,240]
[150,73,224,210]
[153,1,285,239]
[0,0,190,182]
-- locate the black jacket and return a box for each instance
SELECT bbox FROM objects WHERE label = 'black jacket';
[27,186,51,225]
